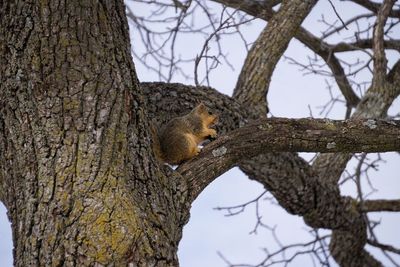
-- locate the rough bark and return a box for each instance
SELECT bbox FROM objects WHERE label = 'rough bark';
[1,1,399,267]
[0,1,188,266]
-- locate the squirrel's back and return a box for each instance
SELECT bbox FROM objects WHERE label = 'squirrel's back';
[153,103,218,165]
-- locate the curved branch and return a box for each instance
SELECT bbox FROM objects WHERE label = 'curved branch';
[330,231,383,267]
[212,0,360,108]
[372,0,396,86]
[232,0,318,115]
[388,56,400,88]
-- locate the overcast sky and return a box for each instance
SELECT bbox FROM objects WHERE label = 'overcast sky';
[1,1,399,266]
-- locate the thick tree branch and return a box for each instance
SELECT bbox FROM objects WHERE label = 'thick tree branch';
[177,117,400,199]
[330,231,383,267]
[232,0,318,115]
[311,80,400,189]
[212,0,360,108]
[372,0,396,86]
[361,199,400,212]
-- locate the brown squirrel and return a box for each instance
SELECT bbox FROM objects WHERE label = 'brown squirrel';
[152,103,218,165]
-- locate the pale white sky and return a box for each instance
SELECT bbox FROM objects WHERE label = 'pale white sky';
[1,1,399,266]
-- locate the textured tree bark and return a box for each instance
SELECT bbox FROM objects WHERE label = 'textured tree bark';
[0,1,188,266]
[1,1,399,267]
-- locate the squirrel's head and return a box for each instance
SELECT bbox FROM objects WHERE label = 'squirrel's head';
[193,102,218,127]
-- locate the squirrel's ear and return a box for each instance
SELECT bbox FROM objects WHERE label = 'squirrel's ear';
[195,102,206,113]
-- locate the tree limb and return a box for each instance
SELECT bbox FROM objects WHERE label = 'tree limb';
[232,0,318,115]
[367,239,400,255]
[211,0,360,108]
[177,117,400,199]
[372,0,396,86]
[388,58,400,87]
[330,231,383,267]
[346,0,400,17]
[332,39,400,53]
[361,199,400,212]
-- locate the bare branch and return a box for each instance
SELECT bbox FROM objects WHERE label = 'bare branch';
[321,13,375,39]
[219,230,332,267]
[332,39,400,53]
[214,190,268,216]
[346,0,400,18]
[367,239,400,255]
[193,8,253,86]
[372,0,396,86]
[327,0,348,30]
[297,30,362,108]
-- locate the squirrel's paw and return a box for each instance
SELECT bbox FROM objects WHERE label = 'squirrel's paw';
[208,129,217,139]
[195,147,202,155]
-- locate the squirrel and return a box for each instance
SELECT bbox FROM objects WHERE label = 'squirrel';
[151,103,218,165]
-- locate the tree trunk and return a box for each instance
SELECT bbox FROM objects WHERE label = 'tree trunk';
[1,1,399,267]
[0,1,188,266]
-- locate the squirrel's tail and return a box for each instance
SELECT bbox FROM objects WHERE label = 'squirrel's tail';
[150,120,164,163]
